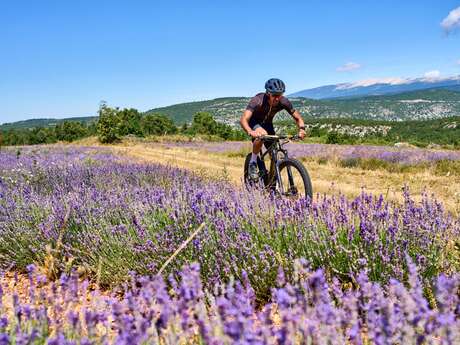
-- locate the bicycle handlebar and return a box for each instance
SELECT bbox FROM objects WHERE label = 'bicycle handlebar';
[259,134,301,141]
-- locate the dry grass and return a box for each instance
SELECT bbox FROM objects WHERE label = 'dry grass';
[67,137,460,214]
[105,142,460,215]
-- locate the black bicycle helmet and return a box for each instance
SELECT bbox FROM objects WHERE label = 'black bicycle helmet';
[265,78,286,95]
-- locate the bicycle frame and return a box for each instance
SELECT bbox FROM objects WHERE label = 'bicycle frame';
[258,135,297,195]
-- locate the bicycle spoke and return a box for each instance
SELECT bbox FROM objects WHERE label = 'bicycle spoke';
[279,163,306,199]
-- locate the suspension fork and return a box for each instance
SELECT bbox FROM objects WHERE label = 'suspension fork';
[274,155,285,194]
[280,149,296,192]
[269,145,286,194]
[266,148,278,190]
[275,147,296,195]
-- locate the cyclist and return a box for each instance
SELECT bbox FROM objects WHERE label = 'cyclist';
[240,78,307,180]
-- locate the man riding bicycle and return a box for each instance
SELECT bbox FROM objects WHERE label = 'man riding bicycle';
[240,78,307,180]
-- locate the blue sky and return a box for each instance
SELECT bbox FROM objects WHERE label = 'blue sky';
[1,0,460,123]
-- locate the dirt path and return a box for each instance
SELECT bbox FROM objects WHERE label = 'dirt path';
[111,143,460,214]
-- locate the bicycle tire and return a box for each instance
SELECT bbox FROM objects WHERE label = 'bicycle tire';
[278,158,313,200]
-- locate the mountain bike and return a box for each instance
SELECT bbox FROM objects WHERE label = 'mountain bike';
[243,135,313,200]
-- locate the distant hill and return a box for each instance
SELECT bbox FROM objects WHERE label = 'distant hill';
[289,75,460,99]
[144,88,460,124]
[3,87,460,131]
[0,116,97,131]
[144,97,243,124]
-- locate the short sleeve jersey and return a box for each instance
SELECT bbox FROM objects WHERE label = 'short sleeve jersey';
[246,93,295,125]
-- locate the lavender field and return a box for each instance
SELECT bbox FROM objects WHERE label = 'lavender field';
[2,261,460,344]
[1,145,460,344]
[157,141,460,166]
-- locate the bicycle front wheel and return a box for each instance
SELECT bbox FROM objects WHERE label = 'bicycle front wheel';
[277,158,313,200]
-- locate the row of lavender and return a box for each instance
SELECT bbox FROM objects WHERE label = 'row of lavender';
[157,141,460,165]
[1,261,459,344]
[1,146,459,299]
[1,146,460,343]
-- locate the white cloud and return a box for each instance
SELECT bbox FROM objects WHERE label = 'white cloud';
[336,77,409,90]
[457,59,460,65]
[336,62,361,72]
[441,6,460,34]
[423,70,441,79]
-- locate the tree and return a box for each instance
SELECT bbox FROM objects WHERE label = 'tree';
[55,121,88,142]
[309,126,321,137]
[326,131,340,144]
[141,114,177,136]
[216,123,233,139]
[9,129,29,145]
[118,108,142,136]
[187,111,245,140]
[180,123,189,133]
[97,103,121,143]
[86,121,98,136]
[29,127,53,144]
[190,112,218,135]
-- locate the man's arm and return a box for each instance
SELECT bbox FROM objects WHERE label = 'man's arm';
[240,109,255,136]
[281,98,307,139]
[291,110,307,138]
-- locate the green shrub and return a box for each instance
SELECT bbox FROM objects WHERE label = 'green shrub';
[118,108,143,136]
[97,104,122,143]
[55,121,88,142]
[141,113,177,136]
[338,157,429,174]
[187,112,247,140]
[339,157,361,168]
[316,157,329,165]
[326,131,340,144]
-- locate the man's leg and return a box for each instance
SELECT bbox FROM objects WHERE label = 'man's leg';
[250,125,268,163]
[248,125,267,180]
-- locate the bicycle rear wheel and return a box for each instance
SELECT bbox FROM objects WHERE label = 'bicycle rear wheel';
[277,158,313,200]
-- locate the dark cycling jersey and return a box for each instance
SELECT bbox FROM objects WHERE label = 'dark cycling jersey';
[246,92,295,126]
